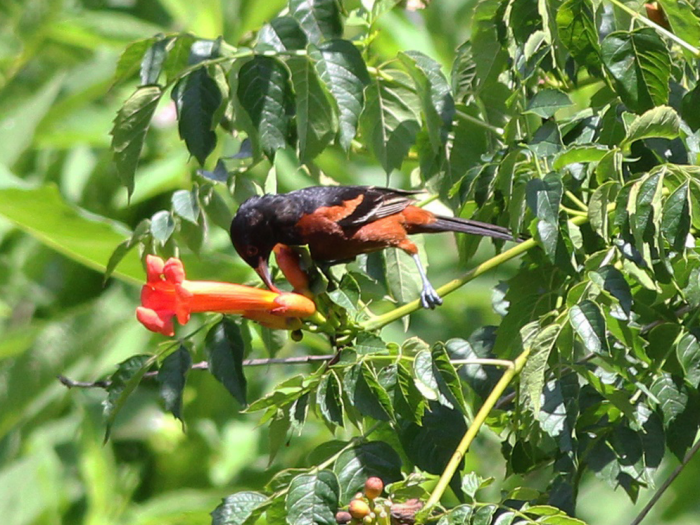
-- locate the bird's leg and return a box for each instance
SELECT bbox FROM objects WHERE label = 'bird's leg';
[410,253,443,309]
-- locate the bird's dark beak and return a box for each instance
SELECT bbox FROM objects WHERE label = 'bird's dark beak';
[255,258,280,292]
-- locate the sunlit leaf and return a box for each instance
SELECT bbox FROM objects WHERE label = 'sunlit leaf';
[289,0,342,44]
[111,85,163,197]
[569,300,608,354]
[286,470,339,525]
[360,73,421,174]
[601,28,671,113]
[310,40,370,150]
[237,56,292,157]
[556,0,601,74]
[288,55,338,161]
[333,441,402,504]
[211,492,268,525]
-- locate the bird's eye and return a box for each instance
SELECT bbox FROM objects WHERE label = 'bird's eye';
[246,246,259,257]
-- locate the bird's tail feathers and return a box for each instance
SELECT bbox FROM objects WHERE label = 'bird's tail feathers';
[423,216,516,241]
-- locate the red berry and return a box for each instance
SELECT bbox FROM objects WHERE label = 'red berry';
[364,477,384,500]
[335,510,352,524]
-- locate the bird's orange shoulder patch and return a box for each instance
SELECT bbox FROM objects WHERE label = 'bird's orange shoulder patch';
[313,194,364,222]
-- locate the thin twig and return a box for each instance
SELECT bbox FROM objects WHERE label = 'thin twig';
[630,438,700,525]
[58,355,336,390]
[607,0,700,58]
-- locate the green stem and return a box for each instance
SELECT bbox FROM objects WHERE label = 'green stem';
[564,190,588,212]
[361,238,536,331]
[607,0,700,57]
[560,204,588,218]
[361,215,591,332]
[456,109,504,137]
[423,348,531,512]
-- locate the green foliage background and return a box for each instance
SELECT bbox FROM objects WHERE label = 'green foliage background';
[4,0,700,524]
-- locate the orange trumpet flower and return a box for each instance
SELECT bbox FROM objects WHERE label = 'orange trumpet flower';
[136,255,316,336]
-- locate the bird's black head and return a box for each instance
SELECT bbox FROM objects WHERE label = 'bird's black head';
[230,196,279,290]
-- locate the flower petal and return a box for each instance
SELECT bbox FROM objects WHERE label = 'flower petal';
[136,306,175,336]
[164,258,186,284]
[145,255,165,282]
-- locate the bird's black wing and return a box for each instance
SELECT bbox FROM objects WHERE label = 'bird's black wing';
[337,186,424,227]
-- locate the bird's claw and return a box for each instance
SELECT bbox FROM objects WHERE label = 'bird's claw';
[420,285,443,309]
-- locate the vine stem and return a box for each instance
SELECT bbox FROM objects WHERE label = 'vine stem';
[360,238,537,331]
[630,438,700,525]
[606,0,700,57]
[361,214,590,332]
[423,347,531,512]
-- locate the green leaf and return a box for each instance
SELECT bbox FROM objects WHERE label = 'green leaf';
[631,171,663,246]
[451,41,476,102]
[443,105,489,201]
[0,185,142,284]
[150,210,175,244]
[206,318,248,406]
[677,332,700,389]
[620,106,681,148]
[662,181,690,252]
[398,50,455,152]
[569,300,608,354]
[382,245,423,305]
[317,372,344,427]
[172,67,222,165]
[431,345,467,411]
[257,16,308,51]
[471,0,508,90]
[413,350,456,409]
[556,0,602,74]
[172,188,200,224]
[111,85,163,197]
[529,121,563,157]
[289,0,343,44]
[681,83,700,131]
[343,363,392,421]
[589,265,633,317]
[395,361,426,424]
[525,89,573,119]
[163,34,197,83]
[113,36,159,86]
[657,0,700,50]
[360,73,421,174]
[287,55,338,161]
[286,470,339,525]
[553,145,609,170]
[601,28,671,113]
[237,56,292,158]
[527,173,562,224]
[140,36,169,85]
[588,181,619,239]
[327,273,360,314]
[211,492,268,525]
[333,441,402,504]
[157,345,191,424]
[310,40,370,150]
[103,354,154,441]
[521,324,562,415]
[446,334,500,399]
[650,373,688,425]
